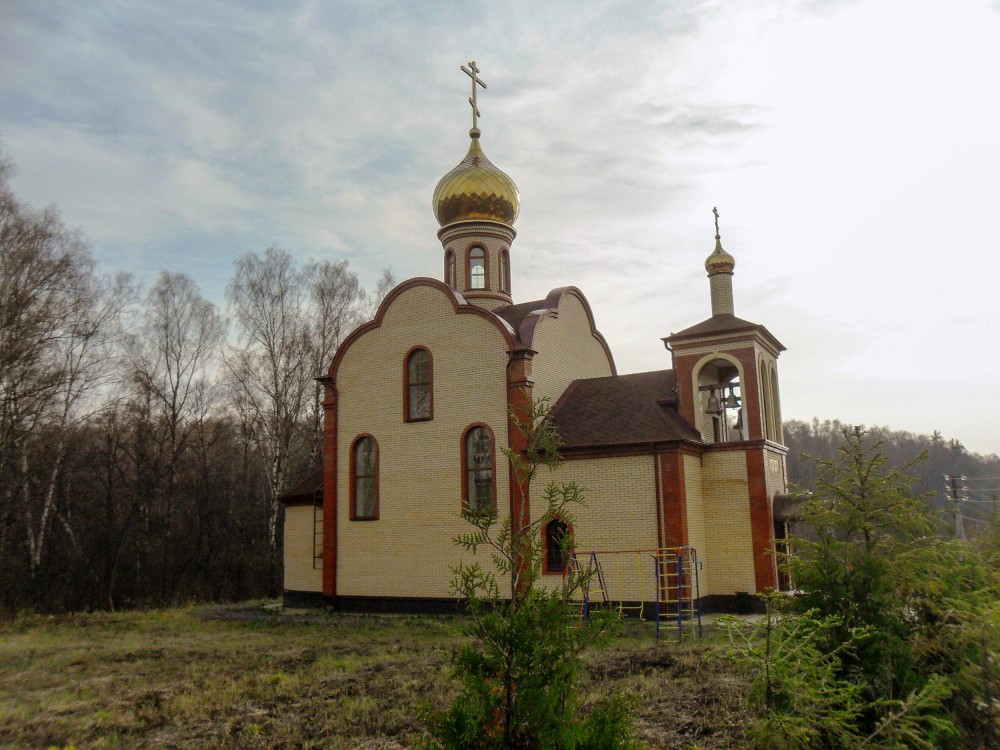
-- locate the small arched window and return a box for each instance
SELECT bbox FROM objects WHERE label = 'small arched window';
[445,250,456,288]
[545,519,570,573]
[760,358,773,441]
[500,249,511,293]
[405,347,432,421]
[468,246,486,290]
[462,424,495,513]
[351,435,378,520]
[770,365,782,443]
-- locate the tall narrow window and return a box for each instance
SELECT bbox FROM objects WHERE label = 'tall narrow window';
[405,347,432,421]
[468,246,486,290]
[445,250,456,288]
[351,435,378,520]
[463,424,495,513]
[545,519,570,573]
[500,249,511,293]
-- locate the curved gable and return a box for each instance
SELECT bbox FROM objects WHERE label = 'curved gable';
[329,277,514,379]
[526,287,617,405]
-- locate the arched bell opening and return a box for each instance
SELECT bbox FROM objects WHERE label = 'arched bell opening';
[694,355,747,444]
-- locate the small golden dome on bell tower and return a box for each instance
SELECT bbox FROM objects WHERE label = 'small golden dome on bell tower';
[705,207,736,317]
[705,207,735,274]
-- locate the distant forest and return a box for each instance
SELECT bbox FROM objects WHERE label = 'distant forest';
[0,152,393,614]
[3,149,998,614]
[784,418,1000,534]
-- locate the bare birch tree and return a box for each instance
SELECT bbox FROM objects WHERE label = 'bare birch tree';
[358,267,396,322]
[226,247,311,555]
[303,259,362,467]
[0,156,133,579]
[128,272,223,594]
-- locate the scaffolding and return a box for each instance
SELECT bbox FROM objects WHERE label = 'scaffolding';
[565,546,702,640]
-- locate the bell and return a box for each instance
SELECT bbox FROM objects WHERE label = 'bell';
[725,388,740,409]
[705,389,722,415]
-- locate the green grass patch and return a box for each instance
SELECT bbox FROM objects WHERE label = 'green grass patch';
[0,605,749,749]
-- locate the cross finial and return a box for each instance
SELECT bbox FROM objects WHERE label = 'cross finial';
[461,60,487,133]
[713,206,721,240]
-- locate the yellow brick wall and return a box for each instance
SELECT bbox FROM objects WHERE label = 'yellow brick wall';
[531,292,612,403]
[336,282,512,598]
[682,453,711,595]
[700,451,757,595]
[764,446,787,501]
[283,505,323,592]
[530,290,615,405]
[532,455,658,602]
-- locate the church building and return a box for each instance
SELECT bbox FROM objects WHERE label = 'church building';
[281,63,790,613]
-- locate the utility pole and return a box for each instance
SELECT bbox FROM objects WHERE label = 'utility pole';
[945,474,967,541]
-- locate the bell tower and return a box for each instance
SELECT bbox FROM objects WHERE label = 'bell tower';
[665,209,785,446]
[432,61,519,311]
[664,209,789,593]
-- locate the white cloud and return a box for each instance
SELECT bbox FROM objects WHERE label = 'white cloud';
[1,0,998,452]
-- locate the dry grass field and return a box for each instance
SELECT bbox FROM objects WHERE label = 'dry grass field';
[0,603,752,749]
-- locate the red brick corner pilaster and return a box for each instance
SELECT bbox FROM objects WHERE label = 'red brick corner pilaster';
[747,450,777,591]
[506,349,535,534]
[659,450,689,548]
[320,377,338,600]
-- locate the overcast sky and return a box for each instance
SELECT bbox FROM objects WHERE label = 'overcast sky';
[2,0,999,455]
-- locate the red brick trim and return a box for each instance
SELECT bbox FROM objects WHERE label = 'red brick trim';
[349,434,380,521]
[674,346,763,440]
[558,440,704,461]
[747,450,777,592]
[461,423,497,513]
[661,450,688,548]
[667,325,785,356]
[321,379,337,599]
[506,350,534,535]
[402,345,433,422]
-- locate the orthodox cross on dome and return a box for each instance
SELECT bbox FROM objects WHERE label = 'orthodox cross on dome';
[713,206,721,240]
[461,60,487,131]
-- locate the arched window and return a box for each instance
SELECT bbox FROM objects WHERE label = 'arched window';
[544,519,570,574]
[404,347,432,421]
[500,249,510,293]
[770,365,782,443]
[351,435,378,520]
[760,358,773,441]
[462,424,495,513]
[445,250,456,288]
[468,246,486,290]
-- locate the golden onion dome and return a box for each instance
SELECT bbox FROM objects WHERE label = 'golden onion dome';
[433,129,520,227]
[705,237,735,274]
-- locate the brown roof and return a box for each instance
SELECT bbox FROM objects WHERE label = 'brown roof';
[280,468,323,504]
[666,313,785,351]
[493,299,546,339]
[548,370,702,449]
